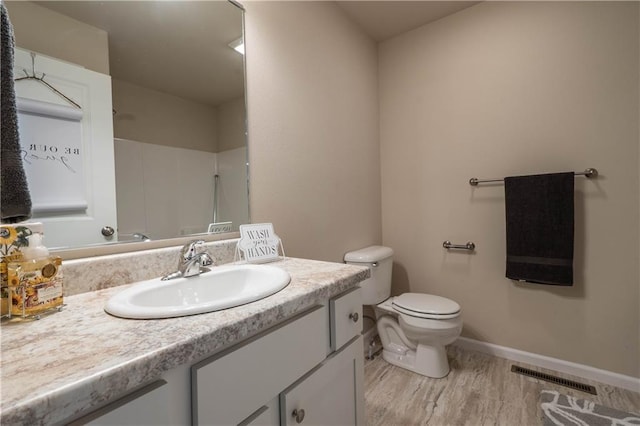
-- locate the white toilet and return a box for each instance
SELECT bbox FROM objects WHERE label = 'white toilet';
[345,246,462,378]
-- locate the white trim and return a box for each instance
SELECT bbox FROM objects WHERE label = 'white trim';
[33,201,88,214]
[453,337,640,393]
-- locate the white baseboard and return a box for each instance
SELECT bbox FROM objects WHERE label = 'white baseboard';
[453,337,640,393]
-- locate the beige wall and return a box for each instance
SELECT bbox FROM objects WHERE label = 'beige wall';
[217,97,246,152]
[244,1,381,263]
[5,1,109,74]
[112,79,218,153]
[379,2,639,377]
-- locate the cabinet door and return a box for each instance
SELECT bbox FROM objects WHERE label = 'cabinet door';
[68,380,170,426]
[281,335,364,426]
[238,399,279,426]
[192,306,327,426]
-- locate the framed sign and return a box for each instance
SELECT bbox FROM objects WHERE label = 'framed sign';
[238,223,280,264]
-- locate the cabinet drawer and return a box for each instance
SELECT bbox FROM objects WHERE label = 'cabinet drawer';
[330,287,362,351]
[192,305,328,426]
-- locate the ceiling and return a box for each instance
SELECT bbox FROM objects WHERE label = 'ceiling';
[35,1,479,106]
[337,1,480,42]
[36,1,245,107]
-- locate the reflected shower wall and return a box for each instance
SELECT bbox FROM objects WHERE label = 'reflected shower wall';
[114,138,248,241]
[216,146,250,230]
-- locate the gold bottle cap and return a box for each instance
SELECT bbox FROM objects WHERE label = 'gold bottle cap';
[42,263,57,278]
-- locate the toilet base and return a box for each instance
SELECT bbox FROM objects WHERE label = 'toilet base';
[382,343,450,378]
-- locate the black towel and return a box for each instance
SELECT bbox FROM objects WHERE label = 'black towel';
[1,4,32,223]
[504,172,574,286]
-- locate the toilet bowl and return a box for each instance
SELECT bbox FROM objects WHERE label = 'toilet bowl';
[344,246,463,379]
[376,294,462,378]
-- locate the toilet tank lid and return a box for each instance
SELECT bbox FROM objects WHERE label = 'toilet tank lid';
[344,246,393,263]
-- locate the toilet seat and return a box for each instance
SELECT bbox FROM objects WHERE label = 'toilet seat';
[392,293,460,320]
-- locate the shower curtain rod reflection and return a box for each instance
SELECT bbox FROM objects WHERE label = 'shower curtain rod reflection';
[213,174,219,224]
[469,168,598,186]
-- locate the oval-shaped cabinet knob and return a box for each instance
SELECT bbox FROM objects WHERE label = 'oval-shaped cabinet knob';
[292,408,305,423]
[101,226,115,237]
[349,312,359,322]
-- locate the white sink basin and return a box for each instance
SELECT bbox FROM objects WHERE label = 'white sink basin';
[104,264,290,319]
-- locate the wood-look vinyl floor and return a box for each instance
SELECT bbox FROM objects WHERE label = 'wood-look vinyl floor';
[364,345,640,426]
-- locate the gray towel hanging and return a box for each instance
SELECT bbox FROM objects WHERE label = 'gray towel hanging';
[1,3,32,223]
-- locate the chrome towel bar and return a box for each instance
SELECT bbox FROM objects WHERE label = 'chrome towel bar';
[469,168,598,186]
[443,241,475,251]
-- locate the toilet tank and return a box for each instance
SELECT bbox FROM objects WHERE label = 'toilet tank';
[344,246,393,305]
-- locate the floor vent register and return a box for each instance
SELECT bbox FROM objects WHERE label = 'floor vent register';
[511,365,597,395]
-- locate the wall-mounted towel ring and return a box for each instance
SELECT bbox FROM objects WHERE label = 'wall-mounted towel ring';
[443,241,475,251]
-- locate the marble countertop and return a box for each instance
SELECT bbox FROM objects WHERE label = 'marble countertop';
[0,257,369,425]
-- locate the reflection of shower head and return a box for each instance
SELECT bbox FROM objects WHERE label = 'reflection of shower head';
[133,232,151,242]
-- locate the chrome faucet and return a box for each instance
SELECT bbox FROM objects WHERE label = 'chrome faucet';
[161,240,214,281]
[133,232,151,242]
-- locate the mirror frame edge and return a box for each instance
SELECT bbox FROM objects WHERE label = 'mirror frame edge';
[238,0,251,231]
[55,231,241,261]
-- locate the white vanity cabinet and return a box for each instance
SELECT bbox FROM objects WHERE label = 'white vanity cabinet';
[193,287,364,426]
[63,287,363,426]
[280,335,363,426]
[280,287,364,426]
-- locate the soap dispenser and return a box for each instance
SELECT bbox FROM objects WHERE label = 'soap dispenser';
[6,227,64,319]
[21,232,49,260]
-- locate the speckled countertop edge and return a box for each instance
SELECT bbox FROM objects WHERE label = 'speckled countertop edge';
[0,257,369,425]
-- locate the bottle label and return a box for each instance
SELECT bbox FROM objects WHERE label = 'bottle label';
[37,283,63,303]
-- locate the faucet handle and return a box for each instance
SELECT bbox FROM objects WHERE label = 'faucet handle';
[199,252,214,267]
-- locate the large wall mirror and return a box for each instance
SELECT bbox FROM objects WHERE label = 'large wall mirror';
[5,0,248,250]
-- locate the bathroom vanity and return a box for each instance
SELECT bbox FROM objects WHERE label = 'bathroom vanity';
[0,257,368,425]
